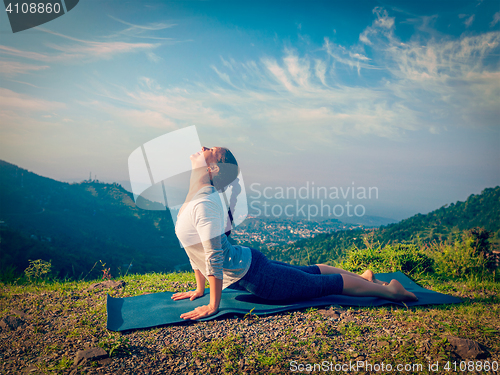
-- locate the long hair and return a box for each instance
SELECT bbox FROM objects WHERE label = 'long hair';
[210,148,239,192]
[210,148,240,237]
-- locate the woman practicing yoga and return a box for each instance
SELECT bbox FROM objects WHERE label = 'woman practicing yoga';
[172,147,417,320]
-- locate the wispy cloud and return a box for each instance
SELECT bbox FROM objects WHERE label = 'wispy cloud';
[262,57,296,92]
[0,88,65,112]
[324,38,376,75]
[81,99,178,130]
[314,59,327,86]
[0,28,159,64]
[0,60,49,76]
[64,7,500,149]
[0,46,52,62]
[465,14,475,27]
[211,65,237,88]
[107,15,177,40]
[491,12,500,27]
[39,27,158,60]
[146,52,163,63]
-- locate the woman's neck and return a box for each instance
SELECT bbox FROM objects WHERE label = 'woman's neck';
[187,167,213,197]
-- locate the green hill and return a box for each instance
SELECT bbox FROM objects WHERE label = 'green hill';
[0,160,188,280]
[267,187,500,265]
[2,158,498,279]
[374,187,500,244]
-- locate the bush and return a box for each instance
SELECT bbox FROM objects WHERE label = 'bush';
[0,264,20,284]
[430,228,495,279]
[340,243,434,277]
[24,259,52,282]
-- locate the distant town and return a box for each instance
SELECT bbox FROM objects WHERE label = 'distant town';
[230,217,363,247]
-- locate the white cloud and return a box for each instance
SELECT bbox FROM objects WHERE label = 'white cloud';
[491,12,500,27]
[211,65,236,88]
[360,7,395,45]
[76,7,500,151]
[107,15,177,40]
[44,40,156,60]
[146,52,162,63]
[283,51,311,88]
[324,38,376,75]
[139,77,161,90]
[262,57,296,92]
[314,59,327,86]
[0,28,159,64]
[465,15,475,28]
[0,60,49,76]
[92,102,178,130]
[0,46,52,62]
[0,88,65,112]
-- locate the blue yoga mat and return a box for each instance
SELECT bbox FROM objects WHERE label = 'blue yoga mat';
[107,272,462,332]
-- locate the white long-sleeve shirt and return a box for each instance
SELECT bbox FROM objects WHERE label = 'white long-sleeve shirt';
[175,185,252,289]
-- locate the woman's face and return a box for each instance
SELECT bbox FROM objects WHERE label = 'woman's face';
[190,146,223,168]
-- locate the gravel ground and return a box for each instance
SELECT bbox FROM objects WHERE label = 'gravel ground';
[1,283,498,375]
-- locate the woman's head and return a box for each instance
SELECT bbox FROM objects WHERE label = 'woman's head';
[191,146,239,191]
[209,147,239,192]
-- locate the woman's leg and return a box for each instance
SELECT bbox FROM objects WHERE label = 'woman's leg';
[316,264,388,285]
[268,259,321,274]
[341,274,417,302]
[238,248,416,302]
[237,249,342,300]
[268,260,386,285]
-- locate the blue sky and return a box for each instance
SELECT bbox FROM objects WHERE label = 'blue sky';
[0,0,499,220]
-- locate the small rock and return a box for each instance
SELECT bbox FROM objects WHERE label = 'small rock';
[87,280,126,291]
[317,309,341,319]
[12,309,30,320]
[341,316,354,323]
[446,336,489,359]
[98,357,113,366]
[379,341,390,348]
[0,316,25,331]
[74,347,108,366]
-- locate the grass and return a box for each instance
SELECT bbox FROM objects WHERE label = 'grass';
[1,240,499,374]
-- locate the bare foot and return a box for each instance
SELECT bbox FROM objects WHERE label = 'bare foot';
[386,279,418,302]
[361,270,389,286]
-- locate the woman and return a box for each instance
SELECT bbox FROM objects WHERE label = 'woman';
[172,147,417,320]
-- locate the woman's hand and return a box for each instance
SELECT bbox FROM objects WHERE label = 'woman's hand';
[180,304,218,320]
[171,290,204,301]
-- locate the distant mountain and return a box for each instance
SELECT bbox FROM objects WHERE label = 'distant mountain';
[0,160,188,280]
[375,186,500,244]
[2,158,498,278]
[267,187,500,265]
[335,214,397,227]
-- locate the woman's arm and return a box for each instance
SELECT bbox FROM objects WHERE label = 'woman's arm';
[179,275,222,320]
[177,195,225,319]
[171,269,207,301]
[208,275,222,310]
[194,269,207,295]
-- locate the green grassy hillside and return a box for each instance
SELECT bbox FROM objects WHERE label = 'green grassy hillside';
[375,187,500,244]
[267,187,500,266]
[0,160,187,281]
